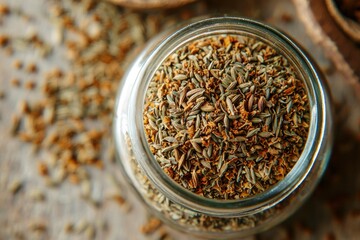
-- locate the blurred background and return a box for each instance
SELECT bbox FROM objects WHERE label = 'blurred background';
[0,0,359,239]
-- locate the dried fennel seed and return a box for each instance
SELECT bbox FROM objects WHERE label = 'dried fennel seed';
[140,217,162,235]
[127,134,277,232]
[26,62,38,74]
[0,34,9,47]
[0,89,5,99]
[143,35,310,200]
[29,221,47,233]
[29,188,46,201]
[0,3,10,16]
[64,222,74,233]
[8,178,23,195]
[12,59,23,70]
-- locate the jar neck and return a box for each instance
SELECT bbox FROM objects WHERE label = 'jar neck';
[128,17,328,217]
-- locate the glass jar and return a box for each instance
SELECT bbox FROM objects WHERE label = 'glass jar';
[113,16,333,239]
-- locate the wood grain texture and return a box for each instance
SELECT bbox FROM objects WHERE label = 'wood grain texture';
[0,0,359,239]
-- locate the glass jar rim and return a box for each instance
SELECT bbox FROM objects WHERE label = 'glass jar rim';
[122,16,329,217]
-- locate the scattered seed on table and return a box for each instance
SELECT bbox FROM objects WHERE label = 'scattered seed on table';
[81,182,95,203]
[0,4,10,16]
[84,224,96,239]
[0,90,5,99]
[64,222,74,233]
[280,13,293,23]
[75,219,89,234]
[10,114,21,135]
[110,194,126,206]
[18,100,29,114]
[37,162,48,176]
[0,34,9,47]
[12,59,23,70]
[29,188,46,201]
[8,178,23,195]
[1,1,203,238]
[29,221,47,233]
[26,63,38,73]
[10,78,21,87]
[24,80,36,90]
[140,217,162,235]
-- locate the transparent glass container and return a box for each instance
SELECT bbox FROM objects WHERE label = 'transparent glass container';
[113,17,333,239]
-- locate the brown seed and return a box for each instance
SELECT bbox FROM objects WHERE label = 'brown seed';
[201,160,211,168]
[75,219,88,233]
[224,115,230,130]
[0,4,10,15]
[0,90,5,99]
[259,132,273,138]
[37,162,49,176]
[50,5,64,17]
[26,63,38,73]
[236,166,243,182]
[178,153,186,170]
[140,217,162,235]
[10,115,21,135]
[29,221,47,232]
[111,194,126,206]
[173,74,187,81]
[191,168,199,188]
[230,136,247,142]
[219,162,228,177]
[12,60,23,70]
[25,80,36,90]
[80,180,91,199]
[281,13,293,23]
[8,178,23,195]
[190,141,202,153]
[84,224,96,239]
[226,97,235,115]
[64,222,74,233]
[258,96,265,112]
[29,189,46,201]
[248,94,254,111]
[0,34,9,47]
[251,118,262,123]
[246,128,260,138]
[200,103,215,112]
[10,78,21,87]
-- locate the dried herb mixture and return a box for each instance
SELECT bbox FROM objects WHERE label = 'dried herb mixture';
[143,35,310,200]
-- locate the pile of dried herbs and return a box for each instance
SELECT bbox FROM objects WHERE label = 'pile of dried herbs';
[143,35,310,200]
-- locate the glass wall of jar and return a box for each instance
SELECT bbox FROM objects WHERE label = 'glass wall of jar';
[113,17,333,239]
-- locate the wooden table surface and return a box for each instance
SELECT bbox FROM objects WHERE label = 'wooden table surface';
[0,0,359,239]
